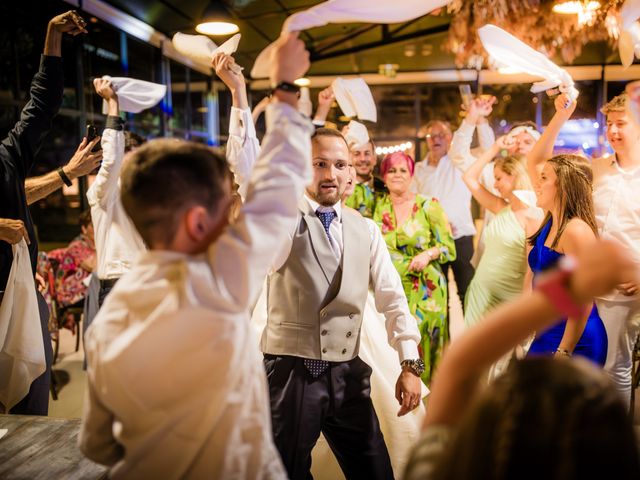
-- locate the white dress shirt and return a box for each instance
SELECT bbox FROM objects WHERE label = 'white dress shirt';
[79,102,312,479]
[593,157,640,302]
[449,119,497,193]
[86,123,146,280]
[411,154,476,239]
[227,109,421,363]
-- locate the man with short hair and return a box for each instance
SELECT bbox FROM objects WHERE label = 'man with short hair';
[527,91,640,406]
[79,32,311,479]
[411,120,476,310]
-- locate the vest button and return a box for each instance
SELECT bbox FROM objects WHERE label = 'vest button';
[349,313,355,319]
[321,311,327,318]
[342,348,347,354]
[322,348,327,354]
[346,331,352,338]
[321,330,328,336]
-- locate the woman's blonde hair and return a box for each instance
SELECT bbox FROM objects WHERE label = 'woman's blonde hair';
[528,154,598,248]
[494,155,533,191]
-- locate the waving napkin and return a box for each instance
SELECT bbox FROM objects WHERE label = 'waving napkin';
[478,25,579,101]
[101,76,167,114]
[0,240,45,413]
[172,33,243,73]
[332,77,377,122]
[619,0,640,68]
[251,0,452,78]
[344,120,370,146]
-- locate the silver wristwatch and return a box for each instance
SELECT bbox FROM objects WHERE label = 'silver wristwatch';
[401,359,425,376]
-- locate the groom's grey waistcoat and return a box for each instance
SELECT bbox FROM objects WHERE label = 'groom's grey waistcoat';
[261,200,371,361]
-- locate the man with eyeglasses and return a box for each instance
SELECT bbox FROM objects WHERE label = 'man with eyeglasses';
[411,120,476,313]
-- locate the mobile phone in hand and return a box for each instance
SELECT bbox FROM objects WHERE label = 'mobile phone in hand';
[85,124,102,152]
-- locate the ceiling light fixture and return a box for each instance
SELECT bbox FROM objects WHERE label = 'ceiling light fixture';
[294,77,311,87]
[552,1,600,26]
[196,2,239,36]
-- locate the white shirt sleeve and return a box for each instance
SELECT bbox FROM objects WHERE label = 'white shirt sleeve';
[209,102,313,310]
[226,107,261,201]
[448,119,477,172]
[477,122,496,151]
[366,219,421,363]
[86,124,124,208]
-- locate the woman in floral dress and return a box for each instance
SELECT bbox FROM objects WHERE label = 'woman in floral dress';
[373,152,456,385]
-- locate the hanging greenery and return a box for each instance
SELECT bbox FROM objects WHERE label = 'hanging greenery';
[444,0,627,67]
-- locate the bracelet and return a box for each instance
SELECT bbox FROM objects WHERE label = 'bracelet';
[555,348,571,357]
[57,167,73,187]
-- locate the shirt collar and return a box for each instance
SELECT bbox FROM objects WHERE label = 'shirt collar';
[304,194,343,222]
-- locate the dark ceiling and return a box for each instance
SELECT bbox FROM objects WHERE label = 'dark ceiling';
[101,0,620,77]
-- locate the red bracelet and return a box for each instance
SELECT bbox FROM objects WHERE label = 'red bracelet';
[535,256,585,319]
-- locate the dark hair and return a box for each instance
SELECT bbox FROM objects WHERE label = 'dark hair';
[432,358,640,480]
[78,210,92,228]
[124,130,147,153]
[120,139,230,247]
[528,154,598,248]
[311,127,348,148]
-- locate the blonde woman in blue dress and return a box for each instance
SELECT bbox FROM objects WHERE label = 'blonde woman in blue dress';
[462,136,542,329]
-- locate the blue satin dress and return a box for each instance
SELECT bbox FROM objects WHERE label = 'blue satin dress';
[526,220,607,365]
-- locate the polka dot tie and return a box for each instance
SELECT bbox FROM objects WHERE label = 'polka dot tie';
[303,209,337,378]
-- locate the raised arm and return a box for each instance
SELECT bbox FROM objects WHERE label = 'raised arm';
[208,32,312,310]
[312,86,335,127]
[213,53,261,199]
[449,97,495,172]
[86,79,124,208]
[526,93,576,186]
[25,136,102,204]
[462,137,508,214]
[424,238,636,429]
[2,11,87,178]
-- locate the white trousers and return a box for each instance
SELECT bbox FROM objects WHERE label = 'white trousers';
[596,298,640,409]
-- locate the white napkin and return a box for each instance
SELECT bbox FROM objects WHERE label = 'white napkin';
[251,0,452,78]
[172,33,243,73]
[0,240,45,413]
[332,77,377,122]
[101,76,167,114]
[619,0,640,68]
[298,87,313,117]
[478,25,579,101]
[344,120,369,146]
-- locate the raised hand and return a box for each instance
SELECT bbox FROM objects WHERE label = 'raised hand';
[553,92,577,119]
[93,78,117,101]
[49,10,87,36]
[212,53,245,94]
[270,32,310,85]
[65,137,103,179]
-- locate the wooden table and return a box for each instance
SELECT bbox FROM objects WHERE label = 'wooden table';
[0,414,107,479]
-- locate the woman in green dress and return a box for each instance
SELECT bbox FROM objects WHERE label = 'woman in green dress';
[461,136,540,332]
[373,152,456,385]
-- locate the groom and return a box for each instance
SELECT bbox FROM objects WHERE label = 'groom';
[262,126,423,480]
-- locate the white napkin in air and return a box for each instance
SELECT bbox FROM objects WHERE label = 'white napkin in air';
[251,0,452,78]
[344,120,370,146]
[172,33,243,73]
[101,76,167,114]
[478,24,579,101]
[332,77,377,122]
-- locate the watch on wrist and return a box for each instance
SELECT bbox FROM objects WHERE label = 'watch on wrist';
[401,358,425,377]
[271,81,300,95]
[57,167,73,187]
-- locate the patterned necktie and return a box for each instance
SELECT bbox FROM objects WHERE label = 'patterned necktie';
[303,209,338,378]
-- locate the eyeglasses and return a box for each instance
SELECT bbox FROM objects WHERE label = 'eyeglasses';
[425,132,449,140]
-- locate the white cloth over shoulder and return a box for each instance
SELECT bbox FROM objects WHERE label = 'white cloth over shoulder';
[619,0,640,68]
[478,24,579,101]
[251,0,452,78]
[101,76,167,114]
[344,120,370,146]
[172,33,243,73]
[0,240,45,412]
[332,78,377,122]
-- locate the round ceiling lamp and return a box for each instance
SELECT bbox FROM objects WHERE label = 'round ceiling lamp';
[196,2,239,36]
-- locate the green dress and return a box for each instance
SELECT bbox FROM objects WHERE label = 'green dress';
[464,206,527,328]
[346,182,377,218]
[373,194,456,385]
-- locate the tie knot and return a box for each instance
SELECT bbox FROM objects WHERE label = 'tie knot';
[316,210,337,237]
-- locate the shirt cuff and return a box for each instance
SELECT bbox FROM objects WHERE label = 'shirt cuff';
[40,54,63,72]
[229,107,256,140]
[396,339,420,363]
[105,115,124,131]
[312,119,326,127]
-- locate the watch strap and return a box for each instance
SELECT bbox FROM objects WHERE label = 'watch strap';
[57,167,73,187]
[271,81,300,94]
